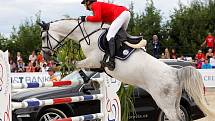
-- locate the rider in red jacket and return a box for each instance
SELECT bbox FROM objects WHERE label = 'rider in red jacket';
[81,0,130,71]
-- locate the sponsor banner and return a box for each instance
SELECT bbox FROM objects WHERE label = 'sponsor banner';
[198,69,215,87]
[0,51,11,121]
[11,72,61,83]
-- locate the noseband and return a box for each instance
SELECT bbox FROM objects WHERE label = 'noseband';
[41,19,104,55]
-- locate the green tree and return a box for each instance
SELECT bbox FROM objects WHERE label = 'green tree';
[9,12,42,62]
[127,1,135,34]
[56,40,85,76]
[127,0,162,54]
[0,34,8,51]
[169,0,215,56]
[142,0,162,40]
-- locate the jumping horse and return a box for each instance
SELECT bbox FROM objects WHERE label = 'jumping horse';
[39,19,215,121]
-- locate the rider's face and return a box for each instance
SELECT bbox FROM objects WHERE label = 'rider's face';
[84,1,91,10]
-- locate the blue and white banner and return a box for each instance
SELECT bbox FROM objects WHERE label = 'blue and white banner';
[198,69,215,87]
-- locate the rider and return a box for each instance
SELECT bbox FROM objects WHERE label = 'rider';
[80,0,131,71]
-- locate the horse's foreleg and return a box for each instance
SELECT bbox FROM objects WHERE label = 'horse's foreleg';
[75,58,100,69]
[75,58,91,68]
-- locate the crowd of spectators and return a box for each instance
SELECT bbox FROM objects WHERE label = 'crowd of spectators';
[195,33,215,69]
[151,34,184,60]
[8,33,215,72]
[151,33,215,69]
[9,50,57,73]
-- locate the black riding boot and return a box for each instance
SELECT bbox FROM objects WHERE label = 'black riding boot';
[106,37,116,71]
[100,53,109,68]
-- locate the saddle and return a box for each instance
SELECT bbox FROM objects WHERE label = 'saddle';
[98,28,143,60]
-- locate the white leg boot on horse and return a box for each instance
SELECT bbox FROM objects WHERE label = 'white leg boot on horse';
[39,19,215,121]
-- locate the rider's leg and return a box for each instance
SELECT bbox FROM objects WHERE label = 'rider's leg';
[106,11,131,71]
[122,11,130,30]
[107,37,116,71]
[106,11,131,41]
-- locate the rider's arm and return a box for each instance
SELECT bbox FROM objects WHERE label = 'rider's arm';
[86,3,102,22]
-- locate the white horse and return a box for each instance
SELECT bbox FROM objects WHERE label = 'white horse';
[39,19,215,121]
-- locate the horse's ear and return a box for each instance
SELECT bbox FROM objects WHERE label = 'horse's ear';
[42,21,46,25]
[37,21,49,30]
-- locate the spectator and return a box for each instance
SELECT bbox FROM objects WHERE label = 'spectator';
[16,52,23,63]
[209,55,215,68]
[201,59,212,69]
[47,67,59,82]
[152,35,160,58]
[41,63,49,72]
[39,59,47,72]
[160,53,165,59]
[47,60,55,67]
[26,61,35,72]
[29,51,37,64]
[177,55,185,61]
[9,59,16,72]
[34,62,41,72]
[201,32,215,52]
[164,48,170,59]
[195,50,205,69]
[196,57,205,69]
[205,48,213,61]
[17,59,25,72]
[195,50,205,61]
[171,48,177,59]
[37,51,43,64]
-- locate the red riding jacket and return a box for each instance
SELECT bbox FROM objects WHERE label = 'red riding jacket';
[86,2,128,23]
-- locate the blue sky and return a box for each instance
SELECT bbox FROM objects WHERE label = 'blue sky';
[0,0,192,37]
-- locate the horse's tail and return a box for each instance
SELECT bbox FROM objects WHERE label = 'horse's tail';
[177,66,215,118]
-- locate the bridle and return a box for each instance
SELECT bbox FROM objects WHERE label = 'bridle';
[41,19,104,56]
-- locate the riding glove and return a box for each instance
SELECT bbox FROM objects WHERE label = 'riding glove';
[80,16,86,22]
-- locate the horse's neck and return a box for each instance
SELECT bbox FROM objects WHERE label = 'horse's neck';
[50,20,108,56]
[50,20,108,40]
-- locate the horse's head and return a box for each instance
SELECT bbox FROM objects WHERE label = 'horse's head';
[39,19,82,60]
[38,19,106,60]
[38,21,61,60]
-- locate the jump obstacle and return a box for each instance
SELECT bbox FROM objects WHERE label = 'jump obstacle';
[0,50,121,121]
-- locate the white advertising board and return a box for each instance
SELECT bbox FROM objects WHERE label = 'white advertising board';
[198,69,215,87]
[0,51,11,121]
[10,72,61,83]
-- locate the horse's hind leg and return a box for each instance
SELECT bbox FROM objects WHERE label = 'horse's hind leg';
[151,86,183,121]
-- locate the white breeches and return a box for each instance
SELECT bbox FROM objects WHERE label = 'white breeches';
[106,11,131,41]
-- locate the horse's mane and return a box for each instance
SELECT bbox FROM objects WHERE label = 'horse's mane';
[49,18,78,24]
[47,18,109,29]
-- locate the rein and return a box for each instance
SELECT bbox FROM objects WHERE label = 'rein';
[42,19,104,57]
